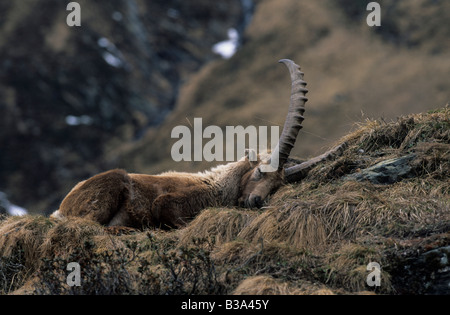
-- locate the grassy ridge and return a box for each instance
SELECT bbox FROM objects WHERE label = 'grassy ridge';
[1,107,448,295]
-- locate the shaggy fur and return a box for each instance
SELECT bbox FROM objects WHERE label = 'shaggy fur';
[52,156,257,229]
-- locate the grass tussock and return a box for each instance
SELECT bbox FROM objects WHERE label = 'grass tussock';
[324,243,392,293]
[1,107,448,295]
[232,275,335,295]
[40,217,107,257]
[0,215,116,294]
[0,216,54,294]
[178,208,259,246]
[0,216,53,268]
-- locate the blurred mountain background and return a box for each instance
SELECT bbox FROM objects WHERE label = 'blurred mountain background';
[0,0,449,215]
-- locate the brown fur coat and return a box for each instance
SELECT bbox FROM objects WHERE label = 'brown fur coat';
[52,158,254,228]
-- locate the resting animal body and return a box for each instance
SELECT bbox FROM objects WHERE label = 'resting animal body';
[51,59,310,229]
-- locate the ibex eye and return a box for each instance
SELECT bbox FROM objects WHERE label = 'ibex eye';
[254,167,262,179]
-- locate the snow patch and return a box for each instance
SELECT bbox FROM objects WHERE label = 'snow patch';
[97,37,127,68]
[8,204,28,216]
[212,28,239,59]
[102,52,124,68]
[65,115,93,126]
[0,192,28,216]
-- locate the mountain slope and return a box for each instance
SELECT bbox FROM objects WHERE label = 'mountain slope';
[119,0,450,175]
[1,106,448,295]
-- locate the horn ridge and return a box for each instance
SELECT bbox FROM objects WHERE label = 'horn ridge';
[271,59,308,169]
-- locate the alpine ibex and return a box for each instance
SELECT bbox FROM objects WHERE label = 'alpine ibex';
[51,59,345,229]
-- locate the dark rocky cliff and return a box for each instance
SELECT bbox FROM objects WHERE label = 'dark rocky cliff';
[0,0,245,213]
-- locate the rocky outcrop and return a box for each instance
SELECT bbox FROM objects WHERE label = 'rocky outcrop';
[345,154,416,184]
[345,142,449,185]
[387,234,450,295]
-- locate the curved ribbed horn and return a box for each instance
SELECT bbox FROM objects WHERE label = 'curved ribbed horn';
[270,59,308,170]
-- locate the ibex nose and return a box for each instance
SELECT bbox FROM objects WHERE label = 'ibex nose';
[250,195,263,209]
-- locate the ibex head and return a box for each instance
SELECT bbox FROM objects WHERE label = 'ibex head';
[238,59,308,208]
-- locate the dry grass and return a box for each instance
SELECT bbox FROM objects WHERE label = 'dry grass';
[179,107,447,294]
[178,208,259,246]
[232,275,335,295]
[1,107,448,295]
[40,217,108,257]
[241,108,449,249]
[0,216,54,270]
[324,243,392,293]
[0,216,54,294]
[0,216,110,260]
[0,215,120,294]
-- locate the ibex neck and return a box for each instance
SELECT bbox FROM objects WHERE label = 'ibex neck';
[201,160,251,206]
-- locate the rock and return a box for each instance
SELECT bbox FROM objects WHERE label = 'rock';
[345,154,416,184]
[389,243,450,295]
[419,246,450,294]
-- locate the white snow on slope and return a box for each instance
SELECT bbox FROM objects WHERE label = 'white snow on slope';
[212,28,239,59]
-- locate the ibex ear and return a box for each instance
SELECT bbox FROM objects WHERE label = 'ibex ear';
[245,149,258,166]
